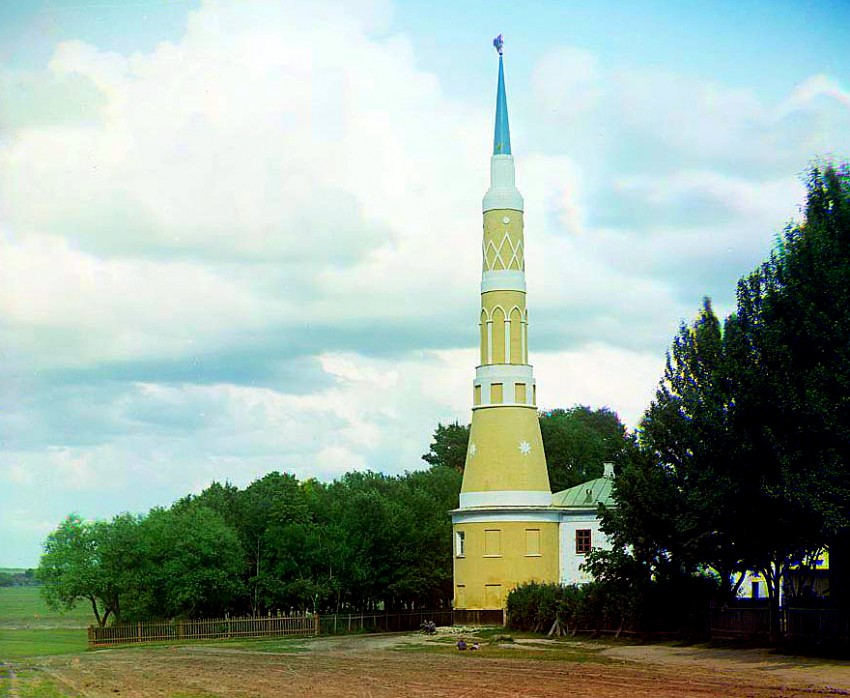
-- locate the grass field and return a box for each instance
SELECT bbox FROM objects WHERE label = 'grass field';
[0,629,88,659]
[0,587,91,665]
[0,587,91,630]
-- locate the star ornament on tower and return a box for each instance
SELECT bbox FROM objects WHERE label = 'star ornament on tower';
[519,441,531,455]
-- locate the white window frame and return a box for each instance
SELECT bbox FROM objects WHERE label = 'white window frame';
[455,530,466,557]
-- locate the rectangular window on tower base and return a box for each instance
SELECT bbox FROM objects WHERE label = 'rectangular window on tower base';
[576,529,592,555]
[484,584,502,608]
[525,528,540,556]
[456,530,465,558]
[456,585,466,608]
[484,529,501,557]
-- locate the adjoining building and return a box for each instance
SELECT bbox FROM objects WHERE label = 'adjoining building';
[552,463,616,587]
[450,39,614,618]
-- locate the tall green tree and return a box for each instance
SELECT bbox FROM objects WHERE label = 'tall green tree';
[540,405,633,491]
[730,164,850,608]
[37,513,139,627]
[118,505,245,620]
[422,421,469,472]
[238,472,310,614]
[639,300,748,595]
[597,164,850,633]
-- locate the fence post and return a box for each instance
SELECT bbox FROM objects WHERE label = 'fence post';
[137,622,142,643]
[314,614,320,636]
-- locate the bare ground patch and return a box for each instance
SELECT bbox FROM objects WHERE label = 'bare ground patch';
[601,643,850,694]
[14,631,850,697]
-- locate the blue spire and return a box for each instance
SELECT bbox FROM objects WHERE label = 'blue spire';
[493,54,511,156]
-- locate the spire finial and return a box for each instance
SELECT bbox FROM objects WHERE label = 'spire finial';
[492,35,511,155]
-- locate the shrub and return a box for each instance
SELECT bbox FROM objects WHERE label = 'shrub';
[506,573,719,639]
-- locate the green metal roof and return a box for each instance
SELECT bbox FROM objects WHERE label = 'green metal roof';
[552,476,615,509]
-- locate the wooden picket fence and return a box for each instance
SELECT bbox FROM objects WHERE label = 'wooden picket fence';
[88,614,319,647]
[709,607,850,648]
[785,608,850,647]
[319,609,454,635]
[709,606,772,640]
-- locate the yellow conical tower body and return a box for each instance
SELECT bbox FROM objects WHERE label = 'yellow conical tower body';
[452,41,560,615]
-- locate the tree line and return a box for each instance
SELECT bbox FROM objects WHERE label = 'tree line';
[39,406,629,626]
[39,468,462,625]
[0,569,38,587]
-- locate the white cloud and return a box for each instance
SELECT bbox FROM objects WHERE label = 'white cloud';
[0,232,274,368]
[781,74,850,113]
[1,0,484,273]
[535,345,664,429]
[532,50,850,178]
[1,0,848,567]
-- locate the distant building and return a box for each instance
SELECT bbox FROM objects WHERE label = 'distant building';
[737,550,830,604]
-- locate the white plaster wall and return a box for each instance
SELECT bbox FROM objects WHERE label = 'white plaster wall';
[736,570,766,600]
[559,513,612,586]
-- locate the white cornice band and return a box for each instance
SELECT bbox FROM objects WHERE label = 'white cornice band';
[475,364,534,381]
[459,490,553,508]
[473,367,535,407]
[481,270,527,293]
[473,363,536,408]
[452,509,561,524]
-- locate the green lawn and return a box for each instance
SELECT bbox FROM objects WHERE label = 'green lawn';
[0,587,92,629]
[0,628,88,659]
[0,587,91,661]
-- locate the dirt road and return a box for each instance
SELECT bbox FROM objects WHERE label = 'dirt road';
[21,632,850,697]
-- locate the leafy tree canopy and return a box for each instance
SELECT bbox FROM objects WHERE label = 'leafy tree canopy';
[422,421,469,472]
[540,405,633,491]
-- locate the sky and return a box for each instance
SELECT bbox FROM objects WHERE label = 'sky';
[1,0,849,568]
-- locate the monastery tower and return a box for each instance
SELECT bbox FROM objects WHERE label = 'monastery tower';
[452,38,560,614]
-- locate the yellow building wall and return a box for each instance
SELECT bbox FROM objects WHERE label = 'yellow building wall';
[452,520,559,609]
[462,406,550,493]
